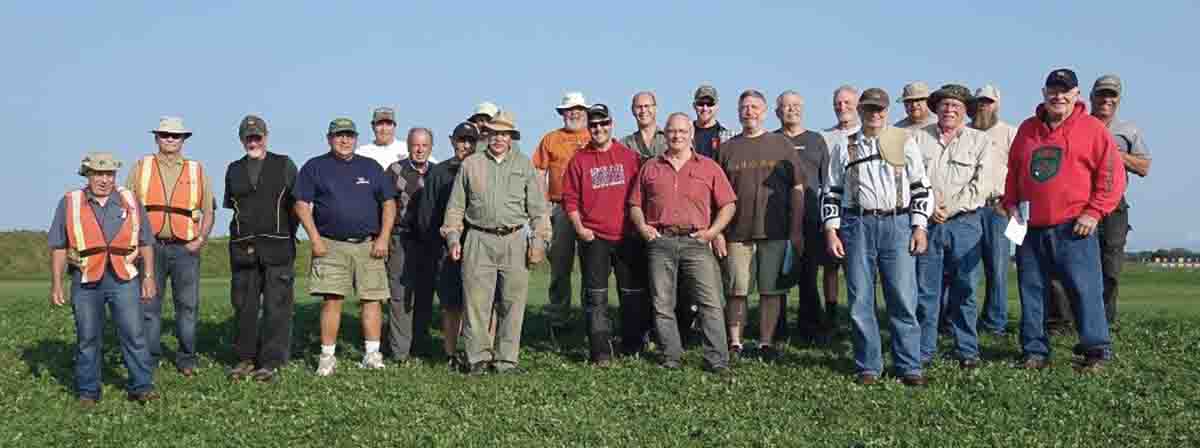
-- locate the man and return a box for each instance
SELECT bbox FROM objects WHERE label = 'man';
[774,90,831,344]
[818,85,860,334]
[384,127,438,363]
[629,112,736,377]
[561,104,651,365]
[621,91,668,160]
[911,85,993,369]
[224,115,299,383]
[49,153,159,406]
[357,107,405,169]
[969,85,1019,336]
[532,91,591,335]
[692,84,734,159]
[419,122,479,368]
[895,81,936,129]
[442,111,551,375]
[823,88,933,386]
[717,90,807,358]
[126,116,215,377]
[1090,74,1151,328]
[1002,68,1124,372]
[294,118,398,376]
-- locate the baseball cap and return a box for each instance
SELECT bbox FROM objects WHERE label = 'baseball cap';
[452,122,480,140]
[975,84,1001,102]
[897,81,931,102]
[472,102,499,119]
[371,107,396,124]
[328,117,357,135]
[859,88,890,109]
[694,84,719,103]
[1092,74,1122,95]
[1045,68,1078,90]
[587,104,611,120]
[238,115,268,139]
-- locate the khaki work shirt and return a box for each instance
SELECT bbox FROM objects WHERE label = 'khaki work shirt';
[912,124,992,218]
[441,149,551,247]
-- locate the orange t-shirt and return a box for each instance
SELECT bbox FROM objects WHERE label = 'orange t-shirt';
[532,128,590,202]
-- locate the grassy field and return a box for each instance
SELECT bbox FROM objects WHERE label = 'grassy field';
[1,264,1198,446]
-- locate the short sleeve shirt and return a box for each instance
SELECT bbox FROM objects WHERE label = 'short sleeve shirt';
[628,152,736,231]
[48,189,155,250]
[532,128,590,202]
[718,132,805,241]
[1108,119,1150,189]
[294,152,397,239]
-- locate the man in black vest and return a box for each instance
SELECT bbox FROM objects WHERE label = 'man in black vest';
[224,115,299,382]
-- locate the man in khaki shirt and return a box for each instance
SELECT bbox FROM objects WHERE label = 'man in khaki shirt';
[124,116,215,376]
[969,84,1018,336]
[910,85,992,369]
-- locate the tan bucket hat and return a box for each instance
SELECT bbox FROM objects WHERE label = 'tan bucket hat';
[484,111,521,140]
[897,81,931,103]
[78,152,123,176]
[150,116,192,136]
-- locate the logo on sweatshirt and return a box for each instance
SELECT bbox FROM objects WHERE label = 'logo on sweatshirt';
[1030,146,1062,183]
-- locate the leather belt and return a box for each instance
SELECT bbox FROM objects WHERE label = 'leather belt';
[156,238,191,245]
[78,246,136,257]
[985,197,1003,207]
[655,225,698,237]
[850,207,910,216]
[467,223,522,236]
[329,235,373,243]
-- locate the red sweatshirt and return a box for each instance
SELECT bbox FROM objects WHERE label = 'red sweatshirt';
[1003,102,1126,227]
[561,141,641,241]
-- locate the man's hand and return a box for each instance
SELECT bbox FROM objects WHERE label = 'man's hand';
[993,203,1009,218]
[910,227,928,255]
[140,277,158,304]
[931,207,949,225]
[311,237,329,258]
[1074,215,1099,237]
[449,244,462,261]
[184,237,206,254]
[576,226,596,242]
[825,229,845,259]
[50,284,65,307]
[638,224,660,242]
[528,244,546,266]
[690,228,719,243]
[713,233,729,258]
[370,237,389,259]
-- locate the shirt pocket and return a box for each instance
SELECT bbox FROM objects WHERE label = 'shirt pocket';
[946,150,979,188]
[685,171,714,214]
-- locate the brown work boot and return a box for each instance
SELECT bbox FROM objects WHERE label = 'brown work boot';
[855,373,878,386]
[900,375,929,387]
[127,391,160,404]
[78,397,98,409]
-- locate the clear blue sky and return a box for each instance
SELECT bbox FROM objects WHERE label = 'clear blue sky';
[4,1,1195,250]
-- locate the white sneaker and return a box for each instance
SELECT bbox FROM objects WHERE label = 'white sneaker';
[360,352,385,369]
[316,354,337,377]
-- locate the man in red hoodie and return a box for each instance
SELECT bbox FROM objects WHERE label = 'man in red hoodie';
[1002,68,1126,372]
[561,104,652,365]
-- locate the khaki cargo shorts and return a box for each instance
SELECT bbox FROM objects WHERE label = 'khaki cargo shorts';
[722,239,789,296]
[309,238,389,301]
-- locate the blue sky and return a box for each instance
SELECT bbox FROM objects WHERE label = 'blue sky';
[4,1,1195,250]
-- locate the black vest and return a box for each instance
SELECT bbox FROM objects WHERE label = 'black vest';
[227,152,295,241]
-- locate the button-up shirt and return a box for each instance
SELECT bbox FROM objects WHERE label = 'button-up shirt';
[823,130,932,230]
[124,153,215,240]
[620,129,668,160]
[822,124,861,158]
[628,152,736,231]
[441,149,551,246]
[49,188,155,249]
[977,121,1017,200]
[912,124,992,217]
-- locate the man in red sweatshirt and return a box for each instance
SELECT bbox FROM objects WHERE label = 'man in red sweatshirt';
[1002,68,1126,372]
[560,104,652,365]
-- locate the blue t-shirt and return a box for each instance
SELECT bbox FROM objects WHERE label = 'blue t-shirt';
[294,152,397,239]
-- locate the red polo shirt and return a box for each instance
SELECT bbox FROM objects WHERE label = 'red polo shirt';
[628,151,736,231]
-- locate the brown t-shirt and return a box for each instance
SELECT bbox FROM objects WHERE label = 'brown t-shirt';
[717,132,805,241]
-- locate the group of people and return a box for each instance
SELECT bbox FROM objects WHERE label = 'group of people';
[48,67,1149,406]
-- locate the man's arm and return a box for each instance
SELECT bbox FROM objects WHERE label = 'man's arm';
[525,161,552,248]
[49,249,67,306]
[1122,152,1151,177]
[440,164,469,248]
[138,245,157,302]
[294,200,326,257]
[186,170,216,253]
[1082,132,1127,221]
[372,199,395,258]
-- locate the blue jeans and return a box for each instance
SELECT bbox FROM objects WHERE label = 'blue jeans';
[1016,222,1111,360]
[841,213,922,377]
[916,212,983,362]
[71,270,155,399]
[144,242,201,369]
[978,206,1010,333]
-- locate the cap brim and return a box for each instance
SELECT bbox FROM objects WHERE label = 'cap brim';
[860,100,888,109]
[150,130,193,136]
[556,103,588,111]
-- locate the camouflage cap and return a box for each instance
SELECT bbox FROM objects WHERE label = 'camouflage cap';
[239,115,268,139]
[371,107,396,124]
[927,84,973,110]
[694,84,719,103]
[327,117,357,135]
[1092,74,1122,95]
[78,152,123,176]
[859,88,890,109]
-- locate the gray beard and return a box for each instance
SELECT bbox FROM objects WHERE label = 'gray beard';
[971,110,998,131]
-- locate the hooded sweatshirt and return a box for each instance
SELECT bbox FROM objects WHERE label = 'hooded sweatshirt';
[1003,102,1125,228]
[560,141,641,241]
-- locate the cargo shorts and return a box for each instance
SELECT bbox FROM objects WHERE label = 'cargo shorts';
[309,238,389,301]
[722,239,790,296]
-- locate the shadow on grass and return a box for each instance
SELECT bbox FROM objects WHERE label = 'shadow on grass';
[21,335,128,394]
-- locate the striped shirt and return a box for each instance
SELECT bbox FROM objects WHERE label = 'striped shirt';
[822,130,932,230]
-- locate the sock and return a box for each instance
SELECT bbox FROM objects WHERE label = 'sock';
[321,345,336,356]
[365,340,380,354]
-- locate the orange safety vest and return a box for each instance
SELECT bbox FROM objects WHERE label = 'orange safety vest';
[64,188,141,284]
[133,155,204,240]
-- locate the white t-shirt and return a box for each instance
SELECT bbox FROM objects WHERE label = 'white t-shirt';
[356,140,439,170]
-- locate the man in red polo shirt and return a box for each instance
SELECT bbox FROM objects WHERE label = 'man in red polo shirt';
[561,104,652,365]
[629,112,736,377]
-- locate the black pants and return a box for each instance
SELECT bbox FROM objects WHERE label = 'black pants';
[579,237,652,361]
[387,237,439,359]
[1098,202,1128,325]
[229,238,295,369]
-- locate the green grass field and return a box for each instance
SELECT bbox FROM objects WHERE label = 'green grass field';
[2,265,1198,446]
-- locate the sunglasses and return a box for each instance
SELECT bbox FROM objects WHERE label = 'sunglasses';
[587,120,612,128]
[156,133,186,140]
[694,100,716,108]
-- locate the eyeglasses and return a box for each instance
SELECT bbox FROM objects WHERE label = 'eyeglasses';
[694,100,716,108]
[587,120,612,128]
[156,133,186,140]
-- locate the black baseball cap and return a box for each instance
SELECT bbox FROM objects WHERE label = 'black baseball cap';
[1045,68,1078,90]
[451,122,480,140]
[587,104,611,121]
